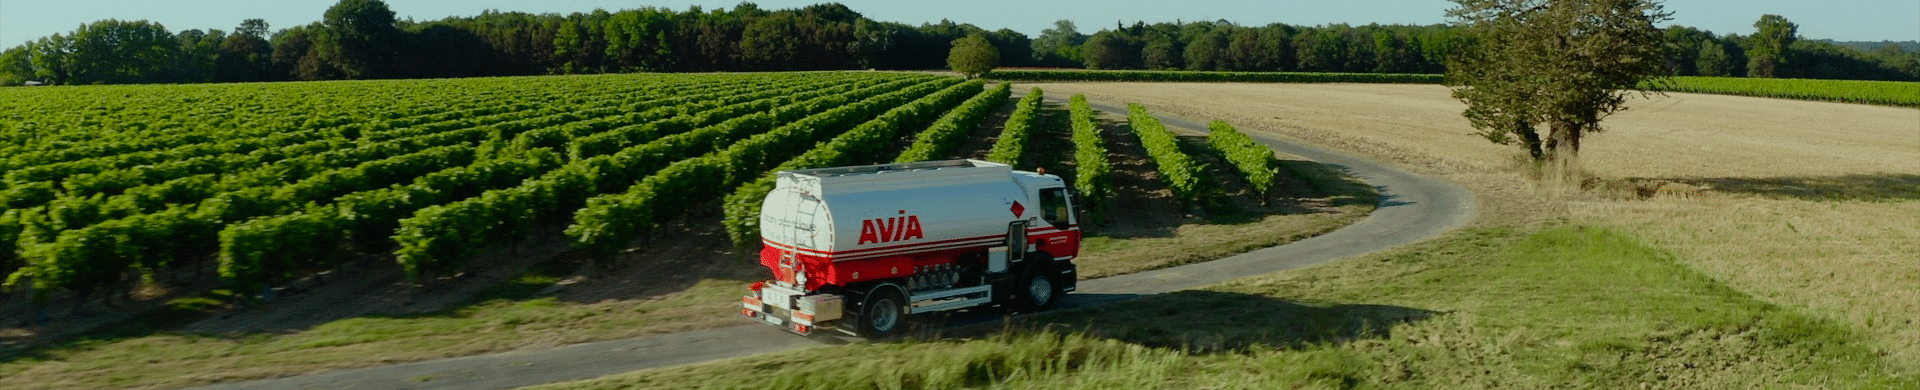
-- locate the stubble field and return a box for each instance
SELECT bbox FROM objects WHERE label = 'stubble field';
[1027,81,1920,371]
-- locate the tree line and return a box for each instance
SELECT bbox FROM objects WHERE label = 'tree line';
[1050,16,1919,81]
[2,0,1915,86]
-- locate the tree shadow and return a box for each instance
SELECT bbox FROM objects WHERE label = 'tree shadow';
[1601,174,1920,201]
[1376,192,1416,208]
[1276,160,1380,208]
[918,290,1436,354]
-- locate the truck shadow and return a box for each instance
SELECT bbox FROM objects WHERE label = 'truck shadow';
[903,290,1436,353]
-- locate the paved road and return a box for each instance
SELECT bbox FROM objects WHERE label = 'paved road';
[183,95,1475,390]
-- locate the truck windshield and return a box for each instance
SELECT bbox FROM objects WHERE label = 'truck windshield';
[1039,188,1071,229]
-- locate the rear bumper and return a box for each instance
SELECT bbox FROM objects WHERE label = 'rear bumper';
[742,283,845,336]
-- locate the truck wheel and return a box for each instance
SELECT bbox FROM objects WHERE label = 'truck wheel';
[857,284,909,339]
[1018,264,1060,310]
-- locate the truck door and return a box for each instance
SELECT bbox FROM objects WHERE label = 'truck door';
[1036,187,1080,258]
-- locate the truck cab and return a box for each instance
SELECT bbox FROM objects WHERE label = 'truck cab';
[742,160,1081,338]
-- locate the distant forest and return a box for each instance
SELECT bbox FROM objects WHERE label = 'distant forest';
[3,0,1916,86]
[1821,40,1920,55]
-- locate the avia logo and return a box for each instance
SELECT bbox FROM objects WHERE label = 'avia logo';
[858,211,925,245]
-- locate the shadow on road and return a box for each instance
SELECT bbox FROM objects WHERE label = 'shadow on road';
[1377,192,1416,208]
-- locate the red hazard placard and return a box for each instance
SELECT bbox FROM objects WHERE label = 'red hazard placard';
[1010,201,1025,218]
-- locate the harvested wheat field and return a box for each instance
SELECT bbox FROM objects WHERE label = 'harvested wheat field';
[1024,82,1920,368]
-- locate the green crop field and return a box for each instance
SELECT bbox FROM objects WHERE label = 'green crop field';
[0,71,1383,390]
[0,71,989,300]
[1653,76,1920,107]
[989,69,1444,84]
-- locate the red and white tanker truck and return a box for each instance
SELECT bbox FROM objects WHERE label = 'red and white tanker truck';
[741,159,1082,338]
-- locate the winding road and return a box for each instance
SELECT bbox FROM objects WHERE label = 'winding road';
[184,94,1476,390]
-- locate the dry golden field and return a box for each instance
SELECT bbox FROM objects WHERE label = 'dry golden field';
[1023,82,1920,368]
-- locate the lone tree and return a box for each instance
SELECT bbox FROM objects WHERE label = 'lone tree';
[1746,14,1798,78]
[1445,0,1671,163]
[948,33,999,78]
[321,0,400,79]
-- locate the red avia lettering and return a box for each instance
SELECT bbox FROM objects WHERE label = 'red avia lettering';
[858,215,925,244]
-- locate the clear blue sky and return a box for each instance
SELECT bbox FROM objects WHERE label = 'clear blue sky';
[2,0,1915,48]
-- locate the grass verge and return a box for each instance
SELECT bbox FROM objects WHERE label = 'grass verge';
[520,225,1912,389]
[1578,188,1920,373]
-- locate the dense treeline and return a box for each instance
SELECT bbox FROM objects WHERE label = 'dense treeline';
[1824,40,1920,54]
[1055,17,1919,81]
[2,1,1915,86]
[0,1,1033,85]
[1058,21,1459,74]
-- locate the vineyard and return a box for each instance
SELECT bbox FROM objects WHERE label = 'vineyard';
[1126,104,1210,204]
[990,70,1444,84]
[1653,76,1920,107]
[0,72,1001,302]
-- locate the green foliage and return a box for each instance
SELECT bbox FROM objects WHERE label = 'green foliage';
[1206,120,1279,197]
[63,20,183,85]
[949,33,1001,79]
[565,156,728,255]
[1652,76,1920,107]
[721,79,983,247]
[1067,95,1113,206]
[392,184,545,280]
[0,210,22,281]
[568,76,964,254]
[1126,103,1208,203]
[1445,0,1672,162]
[219,208,346,292]
[1695,40,1737,77]
[990,69,1443,83]
[9,205,219,293]
[321,0,401,79]
[895,82,1010,163]
[984,88,1045,165]
[1746,14,1799,78]
[1031,20,1088,67]
[0,72,944,296]
[400,74,938,276]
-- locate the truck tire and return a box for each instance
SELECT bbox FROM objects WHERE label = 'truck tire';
[856,284,909,339]
[1017,263,1061,310]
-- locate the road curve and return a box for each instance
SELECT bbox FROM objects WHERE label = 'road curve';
[1064,97,1477,295]
[183,92,1476,390]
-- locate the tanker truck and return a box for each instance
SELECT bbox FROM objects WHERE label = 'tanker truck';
[741,159,1081,338]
